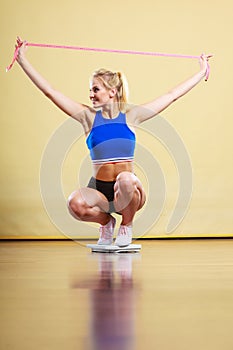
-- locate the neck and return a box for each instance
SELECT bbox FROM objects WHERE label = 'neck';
[101,102,120,119]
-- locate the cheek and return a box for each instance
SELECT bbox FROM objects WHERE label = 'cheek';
[100,92,110,101]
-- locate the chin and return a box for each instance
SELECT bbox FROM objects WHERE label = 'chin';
[92,101,100,107]
[93,103,104,109]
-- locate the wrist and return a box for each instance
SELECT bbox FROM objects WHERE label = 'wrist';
[17,54,27,66]
[199,67,207,79]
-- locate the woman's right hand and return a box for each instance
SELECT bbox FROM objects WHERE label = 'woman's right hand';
[16,36,28,63]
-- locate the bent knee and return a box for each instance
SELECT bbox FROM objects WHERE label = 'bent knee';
[67,193,87,220]
[115,172,137,193]
[116,171,138,183]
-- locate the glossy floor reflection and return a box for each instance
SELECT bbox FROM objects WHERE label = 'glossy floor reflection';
[1,239,233,350]
[71,253,140,350]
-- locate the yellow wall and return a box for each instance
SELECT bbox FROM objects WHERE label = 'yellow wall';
[1,0,233,239]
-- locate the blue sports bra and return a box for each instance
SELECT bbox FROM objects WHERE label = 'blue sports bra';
[86,111,136,164]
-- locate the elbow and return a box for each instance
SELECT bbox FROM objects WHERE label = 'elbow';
[44,91,51,98]
[43,87,56,100]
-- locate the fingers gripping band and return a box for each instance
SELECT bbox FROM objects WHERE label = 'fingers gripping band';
[6,41,210,80]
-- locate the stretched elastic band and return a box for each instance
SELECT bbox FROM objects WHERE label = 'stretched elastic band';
[6,41,210,80]
[6,42,22,72]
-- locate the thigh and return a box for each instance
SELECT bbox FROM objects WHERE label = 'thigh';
[136,177,146,210]
[69,187,110,212]
[130,174,146,210]
[113,172,146,211]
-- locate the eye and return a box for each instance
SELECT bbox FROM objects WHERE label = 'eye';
[93,87,100,93]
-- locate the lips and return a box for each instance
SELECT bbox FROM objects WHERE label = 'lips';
[92,100,99,105]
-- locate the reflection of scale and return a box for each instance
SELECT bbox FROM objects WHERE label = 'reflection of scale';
[87,244,142,253]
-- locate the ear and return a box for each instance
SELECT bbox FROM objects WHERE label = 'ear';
[109,88,117,98]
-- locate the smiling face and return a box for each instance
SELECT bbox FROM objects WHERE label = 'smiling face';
[89,78,116,108]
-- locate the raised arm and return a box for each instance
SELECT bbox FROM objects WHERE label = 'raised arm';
[129,54,212,125]
[16,38,88,121]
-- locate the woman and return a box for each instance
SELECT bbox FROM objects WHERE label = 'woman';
[15,37,211,246]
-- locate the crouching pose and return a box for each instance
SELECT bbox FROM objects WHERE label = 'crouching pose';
[16,37,211,246]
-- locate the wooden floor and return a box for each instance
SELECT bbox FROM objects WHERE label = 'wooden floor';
[1,239,233,350]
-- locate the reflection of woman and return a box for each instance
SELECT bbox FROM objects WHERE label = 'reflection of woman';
[71,253,136,350]
[16,37,211,246]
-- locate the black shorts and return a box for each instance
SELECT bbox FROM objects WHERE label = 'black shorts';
[87,177,118,213]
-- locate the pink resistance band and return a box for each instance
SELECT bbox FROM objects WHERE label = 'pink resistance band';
[6,41,210,81]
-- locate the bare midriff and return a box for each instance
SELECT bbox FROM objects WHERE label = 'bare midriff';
[93,161,134,181]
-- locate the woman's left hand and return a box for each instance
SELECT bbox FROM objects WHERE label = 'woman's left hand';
[199,53,212,73]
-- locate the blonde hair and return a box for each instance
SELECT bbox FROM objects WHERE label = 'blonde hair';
[92,68,129,112]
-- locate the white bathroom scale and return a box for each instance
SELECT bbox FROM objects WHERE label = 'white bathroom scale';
[86,244,142,253]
